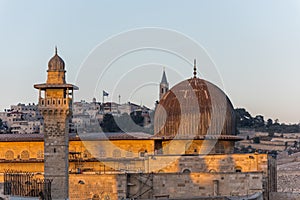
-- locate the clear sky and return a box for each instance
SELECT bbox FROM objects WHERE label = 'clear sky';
[0,0,300,124]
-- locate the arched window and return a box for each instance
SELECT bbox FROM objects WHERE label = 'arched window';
[138,149,147,157]
[182,169,191,174]
[37,150,44,159]
[235,166,242,172]
[21,150,30,159]
[113,149,121,158]
[83,150,91,159]
[99,149,106,158]
[209,169,217,173]
[126,150,133,158]
[92,194,100,200]
[104,194,111,200]
[5,150,14,160]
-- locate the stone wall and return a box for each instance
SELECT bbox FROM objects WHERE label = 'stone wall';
[0,171,265,200]
[277,171,300,192]
[69,172,264,200]
[148,154,269,174]
[69,174,126,200]
[151,172,263,199]
[0,141,270,175]
[270,192,300,200]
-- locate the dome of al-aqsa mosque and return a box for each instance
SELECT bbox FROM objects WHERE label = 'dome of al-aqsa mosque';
[154,61,237,139]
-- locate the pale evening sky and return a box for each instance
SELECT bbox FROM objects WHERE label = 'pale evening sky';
[0,0,300,124]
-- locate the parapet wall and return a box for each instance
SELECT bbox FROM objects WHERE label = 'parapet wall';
[0,171,265,200]
[270,192,300,200]
[68,172,263,200]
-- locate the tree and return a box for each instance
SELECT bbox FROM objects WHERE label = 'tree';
[266,119,273,128]
[114,112,145,133]
[253,115,265,128]
[235,108,253,128]
[100,114,121,132]
[253,137,260,144]
[268,130,275,137]
[294,141,298,148]
[130,111,144,127]
[116,113,139,132]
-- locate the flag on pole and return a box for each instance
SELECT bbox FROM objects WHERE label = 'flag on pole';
[103,90,109,97]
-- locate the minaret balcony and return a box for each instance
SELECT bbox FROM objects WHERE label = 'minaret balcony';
[38,97,72,110]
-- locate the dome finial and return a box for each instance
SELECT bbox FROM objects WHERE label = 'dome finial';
[55,46,57,55]
[193,59,197,78]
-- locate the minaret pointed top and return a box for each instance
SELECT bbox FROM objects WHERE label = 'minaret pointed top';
[193,59,197,78]
[55,46,58,55]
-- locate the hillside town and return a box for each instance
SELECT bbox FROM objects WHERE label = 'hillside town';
[0,99,152,135]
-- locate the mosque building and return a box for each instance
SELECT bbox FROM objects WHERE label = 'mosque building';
[0,50,276,200]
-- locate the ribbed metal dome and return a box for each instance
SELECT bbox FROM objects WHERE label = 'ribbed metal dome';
[48,48,65,72]
[154,77,236,138]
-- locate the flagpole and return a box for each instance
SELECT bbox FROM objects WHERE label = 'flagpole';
[102,91,104,114]
[102,93,104,105]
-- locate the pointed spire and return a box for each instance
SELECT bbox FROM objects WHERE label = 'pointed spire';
[193,59,197,78]
[55,46,58,55]
[161,68,168,84]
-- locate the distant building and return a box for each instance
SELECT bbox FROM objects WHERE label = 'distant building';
[0,103,42,134]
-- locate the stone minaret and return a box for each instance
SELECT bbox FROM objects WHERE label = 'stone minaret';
[34,48,78,200]
[159,68,169,100]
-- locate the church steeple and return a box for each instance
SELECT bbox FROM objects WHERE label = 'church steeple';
[161,68,168,84]
[159,68,169,100]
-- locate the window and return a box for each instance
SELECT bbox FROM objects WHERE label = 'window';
[113,149,121,158]
[126,150,133,158]
[83,150,91,158]
[37,150,44,159]
[182,169,191,174]
[92,194,100,200]
[5,150,14,160]
[235,166,242,173]
[99,149,106,157]
[138,149,147,157]
[20,150,30,159]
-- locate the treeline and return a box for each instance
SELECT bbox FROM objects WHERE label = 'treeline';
[101,108,299,134]
[100,111,154,134]
[235,108,300,133]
